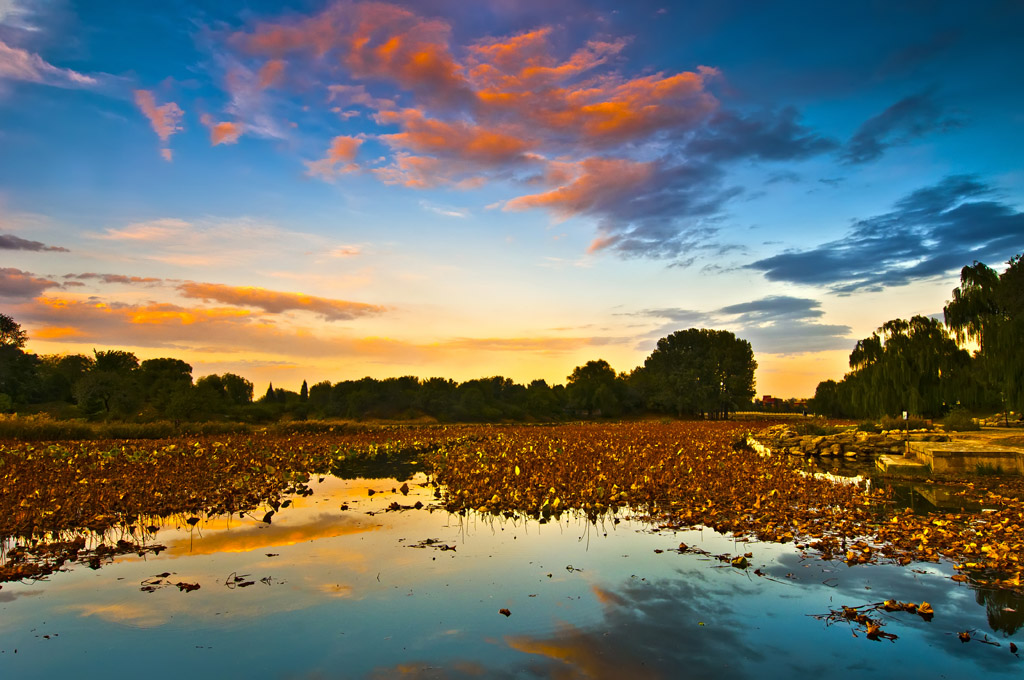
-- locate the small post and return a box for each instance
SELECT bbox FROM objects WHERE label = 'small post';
[903,410,909,456]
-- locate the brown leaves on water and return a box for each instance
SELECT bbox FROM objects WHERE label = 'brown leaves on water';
[421,422,1024,594]
[3,422,1024,597]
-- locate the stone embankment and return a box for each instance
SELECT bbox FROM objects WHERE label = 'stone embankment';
[749,424,949,459]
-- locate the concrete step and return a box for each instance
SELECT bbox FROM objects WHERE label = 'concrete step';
[876,454,929,474]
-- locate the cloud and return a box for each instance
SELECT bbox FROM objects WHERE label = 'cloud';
[16,293,623,367]
[0,267,61,298]
[0,37,97,88]
[177,281,385,321]
[200,113,243,145]
[222,4,749,261]
[419,201,468,218]
[505,157,654,219]
[0,232,67,251]
[91,217,191,242]
[747,175,1024,292]
[133,89,184,161]
[305,135,363,179]
[240,1,474,107]
[843,89,962,164]
[257,58,285,88]
[327,245,361,257]
[717,295,825,320]
[218,59,289,140]
[465,28,717,147]
[507,156,739,260]
[327,83,396,110]
[376,108,534,165]
[63,273,163,285]
[686,107,838,162]
[636,295,852,355]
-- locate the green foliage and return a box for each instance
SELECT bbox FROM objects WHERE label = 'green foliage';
[0,314,28,348]
[792,418,847,436]
[635,328,756,419]
[945,254,1024,413]
[566,360,621,417]
[942,408,980,432]
[810,380,843,417]
[879,415,930,431]
[856,421,881,433]
[0,414,249,441]
[817,315,973,419]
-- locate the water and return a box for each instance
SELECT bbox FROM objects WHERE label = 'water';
[1,470,1021,678]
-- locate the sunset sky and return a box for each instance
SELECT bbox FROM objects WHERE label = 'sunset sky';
[2,0,1022,397]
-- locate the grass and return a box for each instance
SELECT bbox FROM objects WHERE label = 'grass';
[0,414,249,441]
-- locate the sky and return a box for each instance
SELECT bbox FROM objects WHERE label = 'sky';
[1,0,1022,398]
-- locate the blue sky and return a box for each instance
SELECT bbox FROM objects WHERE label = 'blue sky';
[1,0,1022,396]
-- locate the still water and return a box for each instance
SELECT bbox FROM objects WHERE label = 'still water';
[1,469,1021,679]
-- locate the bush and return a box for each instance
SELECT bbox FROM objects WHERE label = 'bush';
[856,421,881,433]
[0,414,94,440]
[880,415,930,431]
[792,418,846,436]
[943,409,980,432]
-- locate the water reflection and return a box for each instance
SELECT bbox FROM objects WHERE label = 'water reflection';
[977,588,1024,636]
[0,469,1021,679]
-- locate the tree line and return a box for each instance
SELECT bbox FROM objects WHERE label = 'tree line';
[811,253,1023,419]
[0,319,757,423]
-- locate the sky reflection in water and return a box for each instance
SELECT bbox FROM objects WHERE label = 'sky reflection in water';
[0,472,1021,679]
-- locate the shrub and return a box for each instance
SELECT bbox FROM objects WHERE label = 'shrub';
[856,421,881,433]
[880,415,930,431]
[792,418,846,436]
[943,409,980,432]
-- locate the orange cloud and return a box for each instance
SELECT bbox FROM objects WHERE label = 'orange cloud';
[305,135,363,179]
[467,29,627,94]
[126,303,252,326]
[200,113,244,145]
[377,108,533,164]
[133,89,184,160]
[504,157,655,219]
[177,281,384,321]
[258,58,286,88]
[32,326,84,340]
[240,2,473,106]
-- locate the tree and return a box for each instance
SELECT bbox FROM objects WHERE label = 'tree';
[139,358,193,416]
[566,360,621,417]
[74,350,141,417]
[0,314,28,348]
[842,316,971,418]
[300,379,309,402]
[636,329,756,419]
[810,379,843,418]
[37,354,94,403]
[0,314,39,407]
[221,373,254,405]
[944,254,1024,412]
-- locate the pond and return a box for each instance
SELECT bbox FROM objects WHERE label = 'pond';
[1,464,1021,679]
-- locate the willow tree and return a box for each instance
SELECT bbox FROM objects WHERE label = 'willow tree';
[843,316,971,418]
[944,254,1024,412]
